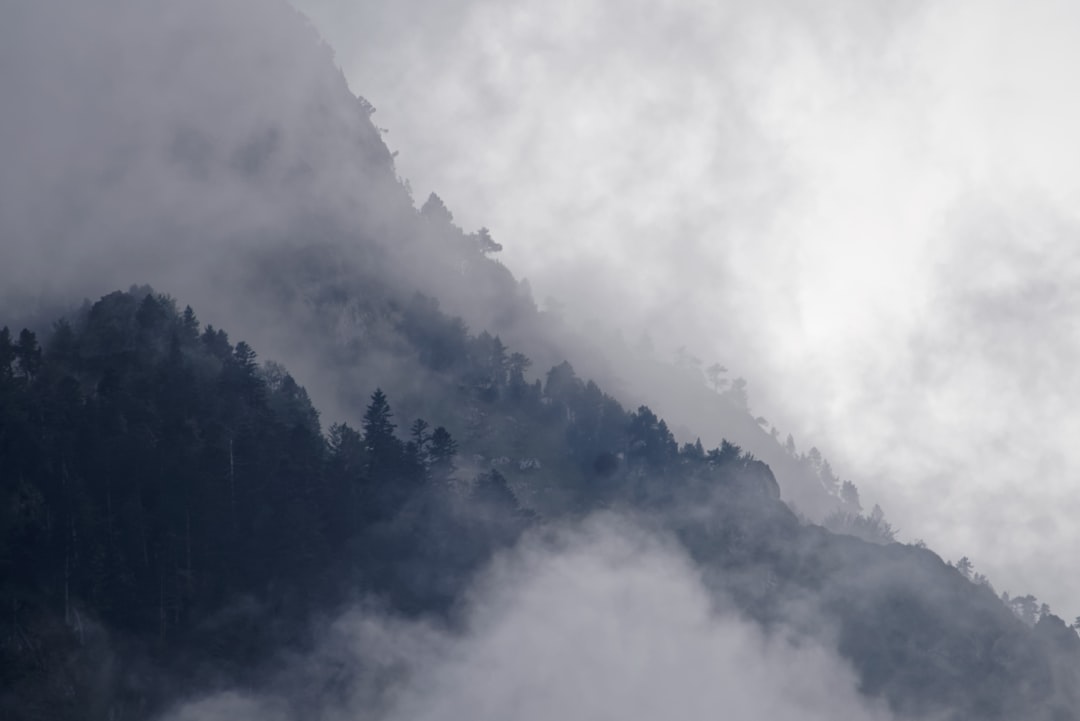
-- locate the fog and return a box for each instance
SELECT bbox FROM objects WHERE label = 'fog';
[2,1,1078,716]
[294,0,1080,616]
[161,516,893,721]
[0,0,416,422]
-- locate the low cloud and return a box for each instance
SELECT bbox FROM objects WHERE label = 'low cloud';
[162,515,893,721]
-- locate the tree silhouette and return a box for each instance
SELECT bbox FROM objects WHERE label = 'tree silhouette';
[473,227,503,254]
[420,192,453,226]
[429,426,458,483]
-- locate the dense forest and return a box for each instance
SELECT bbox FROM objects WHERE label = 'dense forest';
[0,287,795,717]
[4,289,1080,720]
[2,0,1080,719]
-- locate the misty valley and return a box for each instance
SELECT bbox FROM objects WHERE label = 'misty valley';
[2,1,1079,720]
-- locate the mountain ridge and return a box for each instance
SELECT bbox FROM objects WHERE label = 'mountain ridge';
[1,1,1078,719]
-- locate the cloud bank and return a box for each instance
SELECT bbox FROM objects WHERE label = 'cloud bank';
[161,516,893,721]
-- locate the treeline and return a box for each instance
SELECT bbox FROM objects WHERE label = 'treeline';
[397,291,790,515]
[1,288,773,719]
[0,290,502,717]
[8,289,1078,721]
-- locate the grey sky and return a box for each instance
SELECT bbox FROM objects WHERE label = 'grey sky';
[294,0,1080,615]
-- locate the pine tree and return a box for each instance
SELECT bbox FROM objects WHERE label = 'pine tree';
[362,389,396,453]
[840,480,861,511]
[429,426,458,483]
[409,418,431,467]
[180,306,200,342]
[232,341,258,375]
[420,192,453,226]
[15,328,42,380]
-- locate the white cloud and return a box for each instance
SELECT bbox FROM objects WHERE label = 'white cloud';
[162,517,893,721]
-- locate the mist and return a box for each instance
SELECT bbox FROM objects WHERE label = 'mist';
[160,516,893,721]
[1,0,445,426]
[294,0,1080,616]
[2,3,1078,717]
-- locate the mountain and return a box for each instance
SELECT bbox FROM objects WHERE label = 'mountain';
[1,1,1078,720]
[0,0,847,519]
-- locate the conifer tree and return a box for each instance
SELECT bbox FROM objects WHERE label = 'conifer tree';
[15,328,42,379]
[363,388,396,454]
[429,426,458,483]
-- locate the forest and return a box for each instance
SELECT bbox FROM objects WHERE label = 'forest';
[4,288,1080,720]
[2,0,1080,719]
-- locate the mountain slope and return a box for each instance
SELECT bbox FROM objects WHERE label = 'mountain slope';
[4,289,1080,721]
[2,2,1079,720]
[0,0,848,520]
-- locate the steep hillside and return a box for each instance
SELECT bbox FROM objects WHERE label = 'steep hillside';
[4,290,1079,720]
[0,0,850,520]
[2,2,1079,721]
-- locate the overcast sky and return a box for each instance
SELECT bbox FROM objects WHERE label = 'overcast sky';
[292,0,1080,617]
